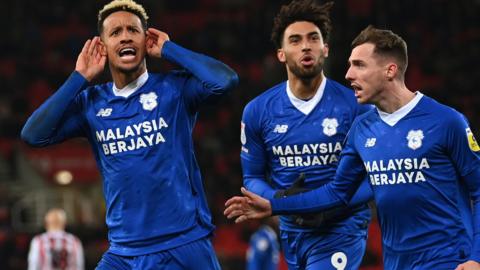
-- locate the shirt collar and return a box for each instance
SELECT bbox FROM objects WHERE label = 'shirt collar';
[377,92,424,126]
[286,77,327,115]
[112,70,149,98]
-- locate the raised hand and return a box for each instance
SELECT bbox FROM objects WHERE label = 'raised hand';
[75,37,106,81]
[146,28,170,58]
[224,188,272,223]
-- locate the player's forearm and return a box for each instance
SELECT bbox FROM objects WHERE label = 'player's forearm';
[345,178,374,207]
[21,71,87,146]
[244,177,277,200]
[270,183,346,215]
[270,150,366,215]
[161,41,239,93]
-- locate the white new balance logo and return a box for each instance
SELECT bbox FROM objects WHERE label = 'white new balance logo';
[96,108,112,117]
[365,138,376,147]
[273,124,288,133]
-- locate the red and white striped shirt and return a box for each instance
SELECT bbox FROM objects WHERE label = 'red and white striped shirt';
[28,231,84,270]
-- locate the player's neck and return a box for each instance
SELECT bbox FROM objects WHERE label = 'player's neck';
[376,82,415,114]
[111,63,147,89]
[288,72,324,100]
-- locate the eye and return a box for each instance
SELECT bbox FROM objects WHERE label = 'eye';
[289,37,300,44]
[111,29,120,36]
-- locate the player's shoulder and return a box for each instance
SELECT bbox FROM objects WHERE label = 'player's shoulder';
[325,78,356,102]
[325,78,370,114]
[249,81,286,105]
[351,109,378,130]
[418,95,466,124]
[243,81,286,114]
[77,82,112,102]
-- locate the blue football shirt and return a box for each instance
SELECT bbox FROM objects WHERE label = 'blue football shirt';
[271,93,480,265]
[22,41,239,256]
[241,78,371,233]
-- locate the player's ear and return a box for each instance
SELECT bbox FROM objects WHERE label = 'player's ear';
[99,40,107,56]
[277,48,286,63]
[323,43,329,58]
[385,63,397,81]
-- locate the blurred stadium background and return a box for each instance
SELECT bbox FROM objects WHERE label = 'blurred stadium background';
[0,0,478,269]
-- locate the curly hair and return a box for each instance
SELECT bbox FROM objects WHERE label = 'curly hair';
[97,0,149,34]
[271,0,334,49]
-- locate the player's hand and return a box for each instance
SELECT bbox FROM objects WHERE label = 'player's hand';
[455,260,480,270]
[146,28,170,58]
[224,187,272,223]
[75,37,106,81]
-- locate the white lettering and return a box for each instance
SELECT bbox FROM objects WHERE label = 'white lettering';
[106,129,116,141]
[118,141,127,153]
[272,146,283,156]
[102,144,109,155]
[115,128,124,139]
[96,131,106,142]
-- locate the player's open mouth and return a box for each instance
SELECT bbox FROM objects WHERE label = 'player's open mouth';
[118,47,137,60]
[300,55,314,66]
[351,84,362,96]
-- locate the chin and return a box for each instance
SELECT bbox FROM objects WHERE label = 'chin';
[356,97,368,104]
[117,62,144,73]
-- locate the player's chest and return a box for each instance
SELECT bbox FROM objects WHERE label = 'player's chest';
[86,90,182,132]
[356,120,444,162]
[262,109,352,148]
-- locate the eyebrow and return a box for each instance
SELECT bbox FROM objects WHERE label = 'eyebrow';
[109,24,140,32]
[348,59,364,66]
[287,31,320,39]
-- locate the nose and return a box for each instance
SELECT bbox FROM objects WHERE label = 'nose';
[301,40,311,52]
[120,31,133,43]
[345,66,354,82]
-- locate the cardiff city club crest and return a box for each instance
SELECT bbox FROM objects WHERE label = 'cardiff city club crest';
[406,130,424,150]
[139,92,158,111]
[322,118,338,137]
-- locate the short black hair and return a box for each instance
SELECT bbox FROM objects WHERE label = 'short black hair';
[271,0,334,49]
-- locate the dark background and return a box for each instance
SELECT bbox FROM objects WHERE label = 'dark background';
[0,0,478,269]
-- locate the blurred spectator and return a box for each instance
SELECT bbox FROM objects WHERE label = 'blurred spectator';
[27,208,84,270]
[246,217,280,270]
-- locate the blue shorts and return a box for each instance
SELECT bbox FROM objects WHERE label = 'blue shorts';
[383,243,469,270]
[280,231,367,270]
[95,237,221,270]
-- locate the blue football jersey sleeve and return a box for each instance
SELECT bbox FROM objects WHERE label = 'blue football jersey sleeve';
[241,101,277,199]
[21,72,88,146]
[161,41,238,112]
[445,111,480,261]
[270,118,367,214]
